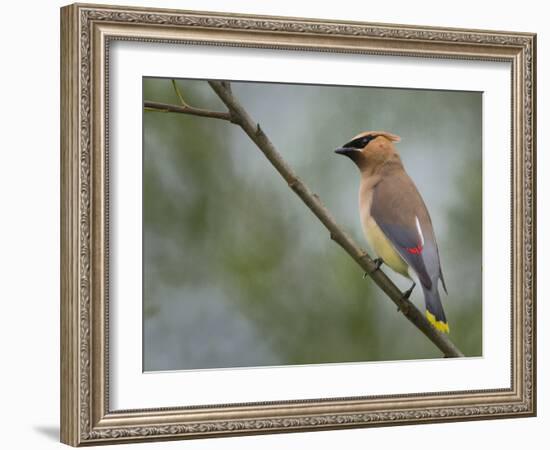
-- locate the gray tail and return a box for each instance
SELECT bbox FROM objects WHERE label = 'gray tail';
[422,285,449,333]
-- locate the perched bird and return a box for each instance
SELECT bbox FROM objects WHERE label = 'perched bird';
[335,131,449,333]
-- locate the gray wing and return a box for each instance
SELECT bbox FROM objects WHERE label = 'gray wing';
[370,171,445,291]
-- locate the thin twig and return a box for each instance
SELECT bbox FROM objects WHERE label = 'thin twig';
[144,81,464,358]
[144,101,232,121]
[172,79,188,107]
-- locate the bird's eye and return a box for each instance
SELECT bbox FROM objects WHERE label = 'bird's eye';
[344,134,376,149]
[361,135,376,147]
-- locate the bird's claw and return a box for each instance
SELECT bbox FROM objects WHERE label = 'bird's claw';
[402,282,416,300]
[396,283,416,313]
[363,258,383,279]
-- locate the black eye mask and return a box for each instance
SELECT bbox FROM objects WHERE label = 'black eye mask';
[344,134,377,149]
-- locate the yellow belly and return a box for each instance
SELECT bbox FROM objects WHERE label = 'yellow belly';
[363,218,410,278]
[358,178,410,279]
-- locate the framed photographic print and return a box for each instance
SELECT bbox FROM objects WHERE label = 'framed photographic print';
[60,3,536,446]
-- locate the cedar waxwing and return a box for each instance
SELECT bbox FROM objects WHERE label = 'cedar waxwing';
[335,131,449,333]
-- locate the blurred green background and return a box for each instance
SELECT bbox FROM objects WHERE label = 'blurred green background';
[143,78,482,371]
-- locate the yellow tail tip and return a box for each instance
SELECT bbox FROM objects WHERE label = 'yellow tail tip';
[426,310,450,333]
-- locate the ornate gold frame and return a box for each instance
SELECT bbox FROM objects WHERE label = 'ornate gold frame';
[60,3,536,446]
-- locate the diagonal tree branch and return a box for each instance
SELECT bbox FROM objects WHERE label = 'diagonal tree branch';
[144,80,464,358]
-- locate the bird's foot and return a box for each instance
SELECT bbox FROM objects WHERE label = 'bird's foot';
[402,281,416,300]
[397,283,417,310]
[363,258,383,278]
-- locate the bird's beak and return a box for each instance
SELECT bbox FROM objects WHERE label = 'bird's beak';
[334,147,360,157]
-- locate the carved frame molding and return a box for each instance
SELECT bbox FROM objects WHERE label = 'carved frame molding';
[61,3,536,446]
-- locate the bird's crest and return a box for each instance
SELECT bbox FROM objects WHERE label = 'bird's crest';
[351,130,401,143]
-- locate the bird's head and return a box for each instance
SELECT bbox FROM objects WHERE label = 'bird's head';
[334,131,401,171]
